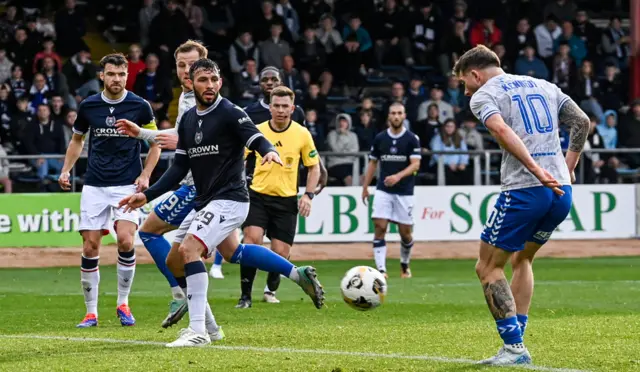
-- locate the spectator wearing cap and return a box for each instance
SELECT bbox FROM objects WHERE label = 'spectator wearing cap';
[470,17,502,49]
[543,0,577,23]
[572,60,602,119]
[40,57,71,109]
[618,100,640,169]
[295,26,332,96]
[62,49,99,105]
[0,48,13,85]
[573,9,599,59]
[506,18,536,64]
[534,15,561,64]
[230,30,260,74]
[373,0,412,67]
[133,53,173,121]
[54,0,88,57]
[260,22,291,69]
[514,44,549,80]
[417,85,454,123]
[8,27,37,80]
[126,44,146,91]
[234,58,261,107]
[554,21,586,67]
[406,1,441,68]
[601,16,631,70]
[32,37,62,74]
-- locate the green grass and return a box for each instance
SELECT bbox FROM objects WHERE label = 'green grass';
[0,257,639,371]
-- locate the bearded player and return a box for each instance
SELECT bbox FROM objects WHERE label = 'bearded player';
[115,41,223,333]
[454,45,589,365]
[361,102,421,279]
[119,58,325,347]
[58,53,161,328]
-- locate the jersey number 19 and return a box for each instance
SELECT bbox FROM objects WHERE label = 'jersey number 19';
[511,94,553,135]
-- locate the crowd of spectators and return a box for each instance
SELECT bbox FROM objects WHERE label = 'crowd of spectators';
[0,0,636,193]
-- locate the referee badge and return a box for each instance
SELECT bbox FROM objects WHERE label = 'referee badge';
[105,116,116,127]
[195,130,203,144]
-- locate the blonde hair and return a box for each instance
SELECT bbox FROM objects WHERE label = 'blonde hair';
[270,85,295,102]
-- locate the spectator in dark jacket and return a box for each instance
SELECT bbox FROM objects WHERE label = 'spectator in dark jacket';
[598,64,624,112]
[234,58,261,107]
[573,9,599,59]
[61,49,100,105]
[148,0,195,70]
[23,104,66,183]
[295,26,332,95]
[305,109,326,151]
[373,0,411,67]
[7,64,28,99]
[8,28,37,80]
[617,100,640,169]
[355,109,377,152]
[280,55,306,104]
[506,18,536,64]
[133,53,173,121]
[41,57,71,109]
[572,60,602,118]
[303,83,327,120]
[229,30,260,74]
[54,0,88,57]
[405,1,441,67]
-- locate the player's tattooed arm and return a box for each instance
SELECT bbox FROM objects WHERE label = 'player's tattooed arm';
[482,279,517,320]
[559,100,590,153]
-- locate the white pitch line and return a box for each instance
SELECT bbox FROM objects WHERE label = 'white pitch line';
[0,334,589,372]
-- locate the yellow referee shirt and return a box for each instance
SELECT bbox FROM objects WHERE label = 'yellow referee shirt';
[247,120,320,197]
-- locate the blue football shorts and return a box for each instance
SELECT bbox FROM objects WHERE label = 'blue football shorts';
[153,184,197,226]
[480,185,572,252]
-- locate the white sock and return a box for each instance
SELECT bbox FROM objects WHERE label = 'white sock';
[81,255,100,316]
[212,264,222,269]
[400,239,414,265]
[288,267,299,282]
[186,270,208,335]
[373,239,387,272]
[117,250,136,306]
[205,302,218,332]
[264,284,275,294]
[171,286,185,300]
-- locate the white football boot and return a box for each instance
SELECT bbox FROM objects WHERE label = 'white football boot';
[209,265,224,279]
[478,344,532,365]
[166,327,211,348]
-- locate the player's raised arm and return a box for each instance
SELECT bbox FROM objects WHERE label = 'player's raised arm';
[558,98,590,182]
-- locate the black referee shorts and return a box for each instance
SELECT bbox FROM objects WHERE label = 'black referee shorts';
[242,189,298,246]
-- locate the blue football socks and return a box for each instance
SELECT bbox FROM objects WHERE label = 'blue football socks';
[496,317,524,345]
[213,250,224,266]
[139,231,178,288]
[230,244,295,278]
[517,314,529,336]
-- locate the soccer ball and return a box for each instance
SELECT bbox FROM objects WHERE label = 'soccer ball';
[340,266,387,311]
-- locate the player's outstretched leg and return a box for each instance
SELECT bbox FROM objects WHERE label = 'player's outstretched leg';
[219,232,324,309]
[115,220,137,326]
[475,241,531,365]
[78,231,101,328]
[398,224,414,278]
[209,251,225,279]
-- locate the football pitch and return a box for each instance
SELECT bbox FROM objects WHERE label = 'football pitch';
[0,257,638,371]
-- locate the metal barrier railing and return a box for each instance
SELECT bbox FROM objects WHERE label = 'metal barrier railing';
[3,148,640,190]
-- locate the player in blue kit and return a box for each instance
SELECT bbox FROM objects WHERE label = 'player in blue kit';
[58,53,161,328]
[361,102,421,279]
[119,59,325,347]
[453,45,590,365]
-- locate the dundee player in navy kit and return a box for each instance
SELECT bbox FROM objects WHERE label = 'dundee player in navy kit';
[57,53,161,328]
[361,102,421,279]
[119,59,325,347]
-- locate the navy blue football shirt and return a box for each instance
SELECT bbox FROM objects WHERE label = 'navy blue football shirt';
[369,128,421,195]
[73,90,157,187]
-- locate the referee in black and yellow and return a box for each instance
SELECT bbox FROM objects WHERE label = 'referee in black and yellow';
[236,86,321,308]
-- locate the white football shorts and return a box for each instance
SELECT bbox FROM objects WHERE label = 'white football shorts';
[186,199,249,257]
[79,185,139,232]
[371,189,415,226]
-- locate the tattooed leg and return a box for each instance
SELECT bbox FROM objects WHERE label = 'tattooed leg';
[483,278,517,320]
